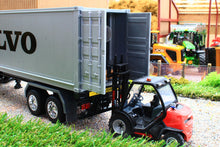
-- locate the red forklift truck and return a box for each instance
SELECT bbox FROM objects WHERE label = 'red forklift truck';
[108,58,193,146]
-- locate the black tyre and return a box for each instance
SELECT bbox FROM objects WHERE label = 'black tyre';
[109,113,132,137]
[0,75,12,83]
[27,89,45,116]
[163,132,185,146]
[199,53,206,65]
[198,53,206,72]
[45,96,65,123]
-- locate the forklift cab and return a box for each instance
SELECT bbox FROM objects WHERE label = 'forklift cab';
[124,76,177,122]
[109,76,193,146]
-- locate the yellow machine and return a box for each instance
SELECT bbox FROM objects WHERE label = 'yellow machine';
[150,43,186,75]
[150,30,160,47]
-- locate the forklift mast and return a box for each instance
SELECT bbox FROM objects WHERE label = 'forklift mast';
[111,56,129,113]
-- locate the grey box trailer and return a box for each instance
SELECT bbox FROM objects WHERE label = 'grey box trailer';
[0,7,151,122]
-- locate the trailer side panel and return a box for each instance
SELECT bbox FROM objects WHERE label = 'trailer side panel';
[0,8,107,94]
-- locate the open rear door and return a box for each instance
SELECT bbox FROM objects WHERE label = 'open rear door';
[79,10,106,94]
[127,13,151,79]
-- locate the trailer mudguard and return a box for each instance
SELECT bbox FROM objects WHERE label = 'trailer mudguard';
[26,82,78,122]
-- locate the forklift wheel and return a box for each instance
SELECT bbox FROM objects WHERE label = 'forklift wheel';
[109,113,132,137]
[163,132,184,146]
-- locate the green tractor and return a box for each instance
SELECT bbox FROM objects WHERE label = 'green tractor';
[168,24,206,65]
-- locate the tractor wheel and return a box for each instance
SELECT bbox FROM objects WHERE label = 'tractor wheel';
[199,53,206,65]
[109,113,132,137]
[163,132,184,146]
[198,53,206,73]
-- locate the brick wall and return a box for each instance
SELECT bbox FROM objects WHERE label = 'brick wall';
[0,0,108,10]
[38,0,108,8]
[0,0,37,10]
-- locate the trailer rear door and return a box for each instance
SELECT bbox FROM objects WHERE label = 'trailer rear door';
[79,10,106,94]
[127,13,151,79]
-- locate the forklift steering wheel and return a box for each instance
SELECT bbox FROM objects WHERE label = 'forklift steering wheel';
[133,93,143,102]
[129,93,143,106]
[129,93,139,106]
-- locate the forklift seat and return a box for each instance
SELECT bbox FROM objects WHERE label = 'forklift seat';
[150,94,162,118]
[151,94,159,107]
[151,105,163,118]
[142,94,161,118]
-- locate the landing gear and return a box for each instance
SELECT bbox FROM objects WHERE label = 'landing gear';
[14,80,22,89]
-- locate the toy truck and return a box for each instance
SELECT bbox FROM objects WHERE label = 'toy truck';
[170,24,206,65]
[151,24,206,69]
[0,7,192,145]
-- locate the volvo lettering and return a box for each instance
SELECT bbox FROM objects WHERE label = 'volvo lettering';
[0,30,36,54]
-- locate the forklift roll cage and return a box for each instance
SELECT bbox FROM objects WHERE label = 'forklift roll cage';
[110,55,180,136]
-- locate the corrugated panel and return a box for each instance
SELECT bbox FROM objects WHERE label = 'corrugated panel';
[0,0,37,10]
[127,13,151,79]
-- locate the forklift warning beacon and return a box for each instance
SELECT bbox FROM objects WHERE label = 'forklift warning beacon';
[0,7,193,145]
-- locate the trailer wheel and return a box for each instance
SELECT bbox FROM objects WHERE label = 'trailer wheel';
[46,96,65,123]
[163,132,184,146]
[109,113,132,137]
[27,90,45,116]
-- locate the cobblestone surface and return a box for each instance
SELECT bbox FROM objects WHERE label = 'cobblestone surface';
[0,81,220,146]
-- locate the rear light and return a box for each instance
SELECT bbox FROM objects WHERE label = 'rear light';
[112,90,116,106]
[81,103,91,110]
